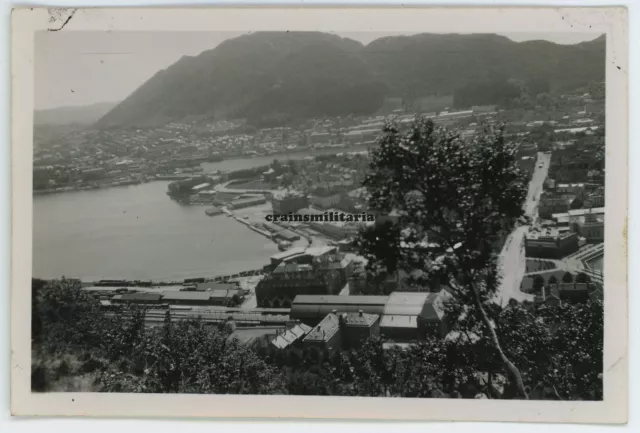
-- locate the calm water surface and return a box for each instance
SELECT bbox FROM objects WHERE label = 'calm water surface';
[34,148,373,281]
[33,181,279,281]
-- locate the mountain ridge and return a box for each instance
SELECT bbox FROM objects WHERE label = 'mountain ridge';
[97,32,605,128]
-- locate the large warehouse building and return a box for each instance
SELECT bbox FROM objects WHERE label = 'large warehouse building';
[290,291,450,341]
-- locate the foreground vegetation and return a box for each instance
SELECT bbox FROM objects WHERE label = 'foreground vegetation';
[32,278,602,399]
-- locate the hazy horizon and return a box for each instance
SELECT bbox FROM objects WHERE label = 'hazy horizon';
[35,31,603,111]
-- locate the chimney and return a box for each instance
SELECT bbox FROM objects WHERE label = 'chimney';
[359,309,364,317]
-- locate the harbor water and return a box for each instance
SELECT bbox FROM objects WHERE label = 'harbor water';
[33,181,280,281]
[34,147,373,282]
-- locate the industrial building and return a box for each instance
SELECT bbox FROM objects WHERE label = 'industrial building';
[290,291,450,342]
[228,194,267,210]
[111,293,164,305]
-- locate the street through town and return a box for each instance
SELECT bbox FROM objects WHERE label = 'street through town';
[495,152,551,305]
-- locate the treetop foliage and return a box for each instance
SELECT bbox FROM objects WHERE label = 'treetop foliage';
[357,118,527,301]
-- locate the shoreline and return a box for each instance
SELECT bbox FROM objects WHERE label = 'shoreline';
[33,144,372,198]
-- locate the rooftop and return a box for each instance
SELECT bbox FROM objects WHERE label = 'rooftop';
[384,291,447,321]
[196,282,237,291]
[161,291,212,301]
[567,207,605,217]
[304,313,341,342]
[271,323,312,349]
[341,311,379,327]
[209,289,242,298]
[120,293,163,301]
[271,247,307,261]
[526,227,575,240]
[380,315,419,329]
[293,295,389,306]
[305,246,337,257]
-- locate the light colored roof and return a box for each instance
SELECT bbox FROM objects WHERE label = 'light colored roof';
[567,207,605,217]
[304,246,336,257]
[293,295,389,306]
[380,315,419,329]
[192,183,210,190]
[271,247,307,261]
[161,291,212,301]
[384,291,446,321]
[271,324,312,349]
[209,289,241,298]
[304,313,341,342]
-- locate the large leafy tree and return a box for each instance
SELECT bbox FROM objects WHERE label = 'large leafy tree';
[356,118,530,398]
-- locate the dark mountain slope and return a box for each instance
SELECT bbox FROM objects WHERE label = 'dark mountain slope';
[363,33,605,98]
[97,32,386,127]
[97,32,605,128]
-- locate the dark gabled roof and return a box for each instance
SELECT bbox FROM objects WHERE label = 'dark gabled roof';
[120,293,162,301]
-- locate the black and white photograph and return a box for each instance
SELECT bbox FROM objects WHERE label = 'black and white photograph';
[10,7,628,423]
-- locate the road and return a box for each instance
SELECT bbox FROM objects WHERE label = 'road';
[495,152,551,305]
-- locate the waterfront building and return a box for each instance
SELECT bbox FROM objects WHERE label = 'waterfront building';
[269,247,307,269]
[310,192,342,209]
[271,193,309,214]
[273,229,300,242]
[229,194,267,210]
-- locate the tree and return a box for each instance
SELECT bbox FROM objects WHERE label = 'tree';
[575,272,591,284]
[356,118,530,398]
[532,275,545,292]
[570,197,584,210]
[548,275,558,285]
[562,272,574,283]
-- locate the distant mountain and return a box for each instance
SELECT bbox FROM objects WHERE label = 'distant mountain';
[35,102,119,126]
[97,32,605,128]
[363,34,605,100]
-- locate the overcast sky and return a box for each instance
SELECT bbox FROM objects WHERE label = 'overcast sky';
[35,31,602,111]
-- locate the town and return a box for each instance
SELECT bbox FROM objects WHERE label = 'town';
[42,81,605,366]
